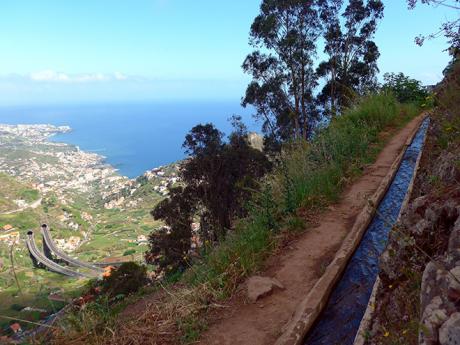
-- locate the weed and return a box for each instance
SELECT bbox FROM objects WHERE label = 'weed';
[50,92,422,345]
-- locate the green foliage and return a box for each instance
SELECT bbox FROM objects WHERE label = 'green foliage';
[102,262,147,298]
[242,0,322,142]
[43,195,58,208]
[123,249,136,256]
[435,58,460,147]
[382,72,430,105]
[0,210,40,230]
[147,119,271,273]
[276,92,410,211]
[187,214,275,296]
[147,187,195,273]
[186,92,419,296]
[0,173,40,213]
[10,303,24,312]
[317,0,384,114]
[179,315,208,344]
[243,0,385,142]
[18,188,39,202]
[61,296,115,341]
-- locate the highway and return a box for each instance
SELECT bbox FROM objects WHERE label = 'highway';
[40,225,104,274]
[26,230,92,278]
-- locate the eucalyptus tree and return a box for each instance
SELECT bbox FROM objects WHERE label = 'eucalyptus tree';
[242,0,324,146]
[317,0,384,116]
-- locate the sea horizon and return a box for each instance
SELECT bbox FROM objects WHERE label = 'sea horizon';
[0,100,259,178]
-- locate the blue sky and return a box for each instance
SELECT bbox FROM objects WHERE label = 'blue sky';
[0,0,457,105]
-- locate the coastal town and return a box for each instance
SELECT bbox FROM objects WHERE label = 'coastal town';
[0,123,184,338]
[0,123,184,266]
[0,123,180,209]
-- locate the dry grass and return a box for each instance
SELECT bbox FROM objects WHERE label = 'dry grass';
[44,282,224,345]
[43,93,424,345]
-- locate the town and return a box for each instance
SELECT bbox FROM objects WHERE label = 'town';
[0,123,180,209]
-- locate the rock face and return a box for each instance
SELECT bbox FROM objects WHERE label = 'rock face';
[439,313,460,345]
[247,276,284,302]
[419,204,460,345]
[369,131,460,345]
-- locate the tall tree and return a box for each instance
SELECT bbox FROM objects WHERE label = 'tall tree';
[146,120,271,272]
[382,72,428,104]
[317,0,384,115]
[242,0,323,147]
[180,120,271,239]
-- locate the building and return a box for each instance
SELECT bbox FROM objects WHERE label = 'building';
[9,323,22,334]
[2,224,13,231]
[0,232,20,246]
[136,235,148,244]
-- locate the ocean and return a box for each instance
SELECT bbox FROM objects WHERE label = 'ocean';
[0,101,258,178]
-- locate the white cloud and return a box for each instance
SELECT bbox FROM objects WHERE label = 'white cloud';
[74,73,109,82]
[30,70,71,82]
[28,70,130,83]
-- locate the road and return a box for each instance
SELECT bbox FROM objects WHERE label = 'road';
[1,198,42,215]
[26,230,92,278]
[40,225,104,274]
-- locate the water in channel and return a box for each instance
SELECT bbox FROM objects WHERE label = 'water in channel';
[304,117,430,345]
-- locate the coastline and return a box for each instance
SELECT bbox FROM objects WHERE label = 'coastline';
[0,123,181,338]
[0,122,181,209]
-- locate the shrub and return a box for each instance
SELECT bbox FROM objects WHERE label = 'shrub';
[146,187,195,273]
[275,91,404,211]
[10,303,24,312]
[187,92,420,295]
[435,58,460,146]
[102,262,148,298]
[123,249,136,256]
[145,224,191,274]
[146,119,271,274]
[382,72,429,105]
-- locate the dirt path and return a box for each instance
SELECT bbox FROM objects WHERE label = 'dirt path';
[199,115,425,345]
[1,198,42,215]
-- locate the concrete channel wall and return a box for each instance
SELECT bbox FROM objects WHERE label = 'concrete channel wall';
[275,115,428,345]
[353,115,430,345]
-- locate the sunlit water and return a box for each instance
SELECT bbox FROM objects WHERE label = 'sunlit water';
[0,101,257,178]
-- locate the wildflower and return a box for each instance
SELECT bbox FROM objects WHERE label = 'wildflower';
[384,331,390,337]
[402,329,408,335]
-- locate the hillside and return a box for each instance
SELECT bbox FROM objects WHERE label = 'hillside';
[0,129,180,333]
[0,174,38,213]
[358,59,460,345]
[1,0,457,343]
[41,92,426,345]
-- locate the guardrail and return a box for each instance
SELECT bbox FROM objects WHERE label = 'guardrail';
[40,224,104,274]
[25,230,92,278]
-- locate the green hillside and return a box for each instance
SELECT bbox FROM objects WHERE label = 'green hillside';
[0,170,169,331]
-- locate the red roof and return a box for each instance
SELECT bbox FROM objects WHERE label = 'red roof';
[10,323,21,333]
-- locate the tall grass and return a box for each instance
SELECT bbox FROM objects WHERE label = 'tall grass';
[186,92,420,296]
[436,58,460,148]
[277,92,409,210]
[48,92,422,345]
